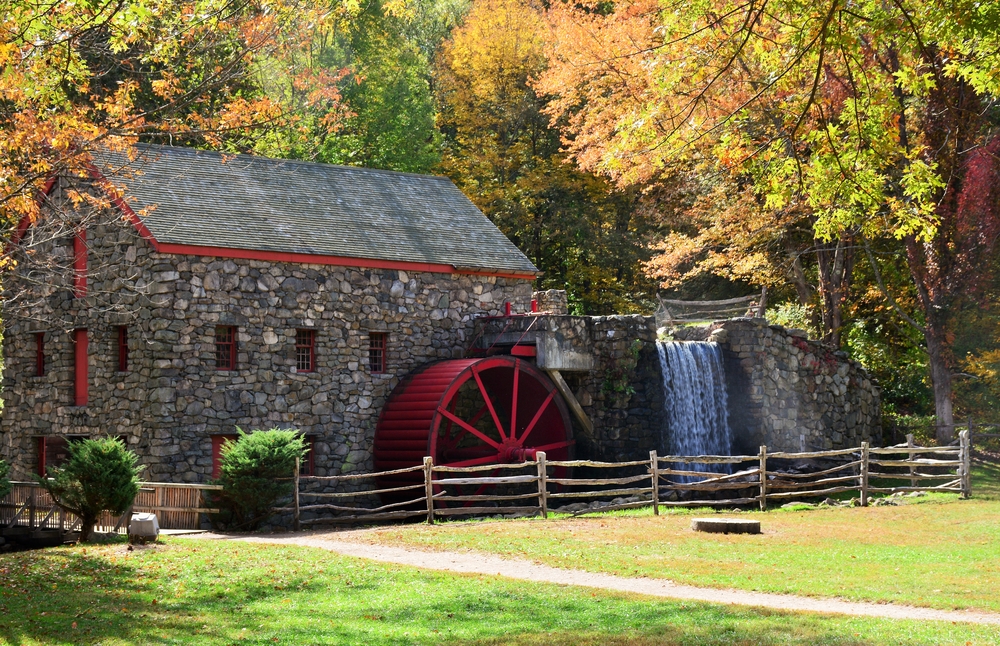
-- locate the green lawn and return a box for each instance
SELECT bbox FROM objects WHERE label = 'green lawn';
[355,464,1000,613]
[1,538,998,645]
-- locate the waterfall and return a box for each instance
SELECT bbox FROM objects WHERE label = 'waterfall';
[657,341,733,475]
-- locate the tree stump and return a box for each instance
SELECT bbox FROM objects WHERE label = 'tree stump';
[690,518,761,534]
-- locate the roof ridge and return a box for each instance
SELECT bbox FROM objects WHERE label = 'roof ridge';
[132,142,452,182]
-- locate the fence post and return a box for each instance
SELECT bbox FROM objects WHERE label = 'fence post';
[29,490,36,531]
[860,441,870,507]
[959,429,971,499]
[649,450,659,516]
[906,433,916,488]
[536,451,548,519]
[758,446,767,511]
[423,456,435,525]
[293,457,301,532]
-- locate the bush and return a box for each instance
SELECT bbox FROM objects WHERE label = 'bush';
[213,429,307,531]
[39,437,144,542]
[0,459,11,500]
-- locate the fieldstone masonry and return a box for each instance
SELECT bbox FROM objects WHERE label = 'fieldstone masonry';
[1,181,533,482]
[509,312,881,461]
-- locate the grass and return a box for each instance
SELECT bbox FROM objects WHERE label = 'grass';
[1,537,999,645]
[355,464,1000,613]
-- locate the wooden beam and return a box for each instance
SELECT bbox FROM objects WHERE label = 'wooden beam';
[546,369,594,438]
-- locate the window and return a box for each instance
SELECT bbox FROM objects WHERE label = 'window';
[295,329,315,372]
[215,326,237,370]
[36,436,84,477]
[299,435,316,476]
[117,326,129,372]
[368,332,387,373]
[211,434,238,479]
[35,332,45,377]
[73,229,87,297]
[74,329,88,406]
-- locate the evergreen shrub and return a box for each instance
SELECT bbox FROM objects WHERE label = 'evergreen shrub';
[213,428,307,531]
[39,437,144,542]
[0,459,11,500]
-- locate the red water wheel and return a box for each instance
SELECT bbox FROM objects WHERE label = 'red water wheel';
[373,356,575,504]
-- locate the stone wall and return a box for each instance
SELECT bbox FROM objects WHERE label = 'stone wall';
[1,179,533,482]
[673,319,881,452]
[506,312,881,461]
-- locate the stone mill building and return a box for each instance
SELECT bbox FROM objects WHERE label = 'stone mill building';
[0,144,538,481]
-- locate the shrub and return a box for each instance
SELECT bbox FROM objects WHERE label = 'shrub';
[213,428,307,531]
[0,459,11,500]
[39,437,144,542]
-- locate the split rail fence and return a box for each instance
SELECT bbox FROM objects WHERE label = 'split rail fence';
[285,431,972,527]
[0,481,221,534]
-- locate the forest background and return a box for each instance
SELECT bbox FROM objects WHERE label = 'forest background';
[3,0,1000,436]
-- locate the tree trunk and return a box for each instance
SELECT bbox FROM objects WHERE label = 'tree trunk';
[78,515,97,543]
[925,325,955,443]
[815,235,853,347]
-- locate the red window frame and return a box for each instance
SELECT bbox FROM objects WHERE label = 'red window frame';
[74,329,88,406]
[211,434,239,479]
[215,326,237,371]
[299,435,315,476]
[295,329,315,372]
[73,229,87,297]
[36,436,81,477]
[117,326,129,372]
[35,332,45,377]
[368,332,387,374]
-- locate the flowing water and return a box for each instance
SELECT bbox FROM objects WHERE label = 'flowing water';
[657,341,733,476]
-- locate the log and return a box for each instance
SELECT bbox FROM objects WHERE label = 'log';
[301,483,425,499]
[868,446,960,455]
[657,455,756,464]
[292,497,426,514]
[433,492,540,503]
[547,474,652,486]
[860,441,870,507]
[767,448,859,459]
[433,506,540,517]
[869,459,961,468]
[433,462,536,473]
[765,461,862,479]
[867,484,962,494]
[661,481,758,492]
[766,474,860,490]
[301,464,425,481]
[301,510,428,524]
[691,518,761,534]
[547,487,653,500]
[434,475,538,486]
[537,451,548,520]
[658,497,759,507]
[547,459,652,468]
[569,501,652,516]
[650,450,659,516]
[764,485,859,500]
[867,471,965,480]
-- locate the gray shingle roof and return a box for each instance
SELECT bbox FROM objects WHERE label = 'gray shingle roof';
[95,144,538,275]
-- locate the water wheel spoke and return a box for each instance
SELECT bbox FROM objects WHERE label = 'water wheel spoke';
[516,390,555,446]
[472,367,508,441]
[528,439,575,453]
[440,455,500,468]
[437,406,502,450]
[467,403,489,428]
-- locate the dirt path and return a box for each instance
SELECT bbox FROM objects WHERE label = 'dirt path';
[194,531,1000,626]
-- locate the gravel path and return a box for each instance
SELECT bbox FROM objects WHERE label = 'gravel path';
[195,531,1000,626]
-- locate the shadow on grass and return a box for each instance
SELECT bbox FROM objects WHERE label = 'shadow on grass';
[2,539,996,645]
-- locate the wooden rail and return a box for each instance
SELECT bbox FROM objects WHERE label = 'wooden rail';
[284,431,973,525]
[0,481,222,533]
